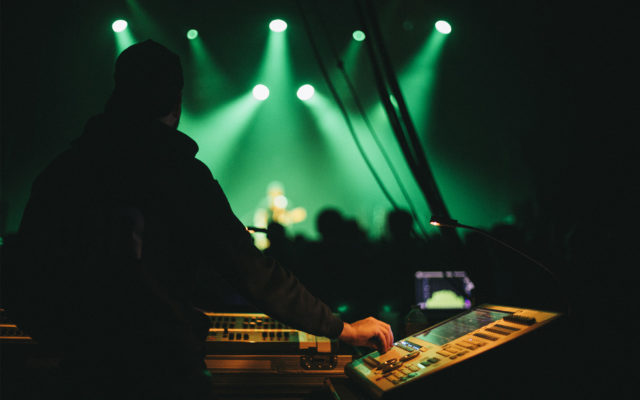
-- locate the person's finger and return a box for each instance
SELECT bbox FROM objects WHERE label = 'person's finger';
[379,321,392,350]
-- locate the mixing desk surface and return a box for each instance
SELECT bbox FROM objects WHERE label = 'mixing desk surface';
[345,304,562,399]
[204,312,337,355]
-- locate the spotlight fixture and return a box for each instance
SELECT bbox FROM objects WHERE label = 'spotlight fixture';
[252,84,270,101]
[187,29,198,40]
[112,19,128,33]
[435,20,452,34]
[352,30,366,41]
[296,84,315,101]
[269,19,287,32]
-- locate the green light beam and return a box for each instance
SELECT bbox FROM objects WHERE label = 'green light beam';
[398,28,447,134]
[180,92,262,174]
[256,28,295,97]
[341,38,364,79]
[125,0,171,45]
[114,27,137,56]
[186,35,230,112]
[303,92,428,228]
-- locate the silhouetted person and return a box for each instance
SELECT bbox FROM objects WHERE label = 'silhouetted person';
[377,210,427,318]
[5,40,392,399]
[263,221,301,276]
[305,208,374,320]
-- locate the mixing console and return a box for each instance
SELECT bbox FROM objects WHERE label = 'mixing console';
[346,304,561,398]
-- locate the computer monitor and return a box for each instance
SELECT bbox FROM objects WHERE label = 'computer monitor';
[414,270,474,310]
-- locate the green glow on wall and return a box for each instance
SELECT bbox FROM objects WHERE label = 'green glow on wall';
[337,304,349,313]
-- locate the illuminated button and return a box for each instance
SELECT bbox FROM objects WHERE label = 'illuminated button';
[428,358,440,363]
[494,323,520,331]
[503,315,536,325]
[399,350,420,362]
[420,360,431,367]
[486,327,511,335]
[473,332,498,341]
[364,357,380,368]
[386,376,400,385]
[396,344,414,352]
[380,360,402,373]
[456,342,475,350]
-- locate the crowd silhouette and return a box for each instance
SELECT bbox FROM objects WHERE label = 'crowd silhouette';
[246,195,622,342]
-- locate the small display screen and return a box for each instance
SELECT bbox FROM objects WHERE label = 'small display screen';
[413,308,511,346]
[415,270,475,310]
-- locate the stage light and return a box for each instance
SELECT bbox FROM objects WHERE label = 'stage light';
[273,195,288,209]
[187,29,198,40]
[435,20,452,34]
[112,19,128,33]
[296,84,315,101]
[269,19,287,32]
[352,30,366,41]
[252,84,270,100]
[337,304,349,313]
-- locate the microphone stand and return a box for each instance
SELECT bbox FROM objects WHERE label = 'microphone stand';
[429,216,570,316]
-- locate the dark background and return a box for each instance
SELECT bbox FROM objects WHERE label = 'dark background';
[1,0,637,396]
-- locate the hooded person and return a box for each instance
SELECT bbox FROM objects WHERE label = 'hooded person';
[9,39,393,399]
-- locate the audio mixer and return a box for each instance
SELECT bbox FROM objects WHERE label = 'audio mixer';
[345,304,562,398]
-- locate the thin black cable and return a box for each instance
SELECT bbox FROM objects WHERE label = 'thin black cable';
[361,0,454,227]
[296,0,401,213]
[356,0,461,248]
[308,1,430,240]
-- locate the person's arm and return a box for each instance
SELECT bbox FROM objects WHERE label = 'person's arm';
[188,161,393,349]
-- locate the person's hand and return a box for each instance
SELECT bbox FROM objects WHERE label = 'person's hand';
[339,317,394,352]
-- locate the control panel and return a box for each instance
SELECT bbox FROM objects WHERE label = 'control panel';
[204,312,335,354]
[345,304,561,398]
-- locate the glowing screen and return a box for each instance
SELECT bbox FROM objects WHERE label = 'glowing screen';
[414,308,510,346]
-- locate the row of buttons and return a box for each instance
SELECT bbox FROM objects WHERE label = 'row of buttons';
[212,322,288,330]
[209,330,293,341]
[383,363,424,385]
